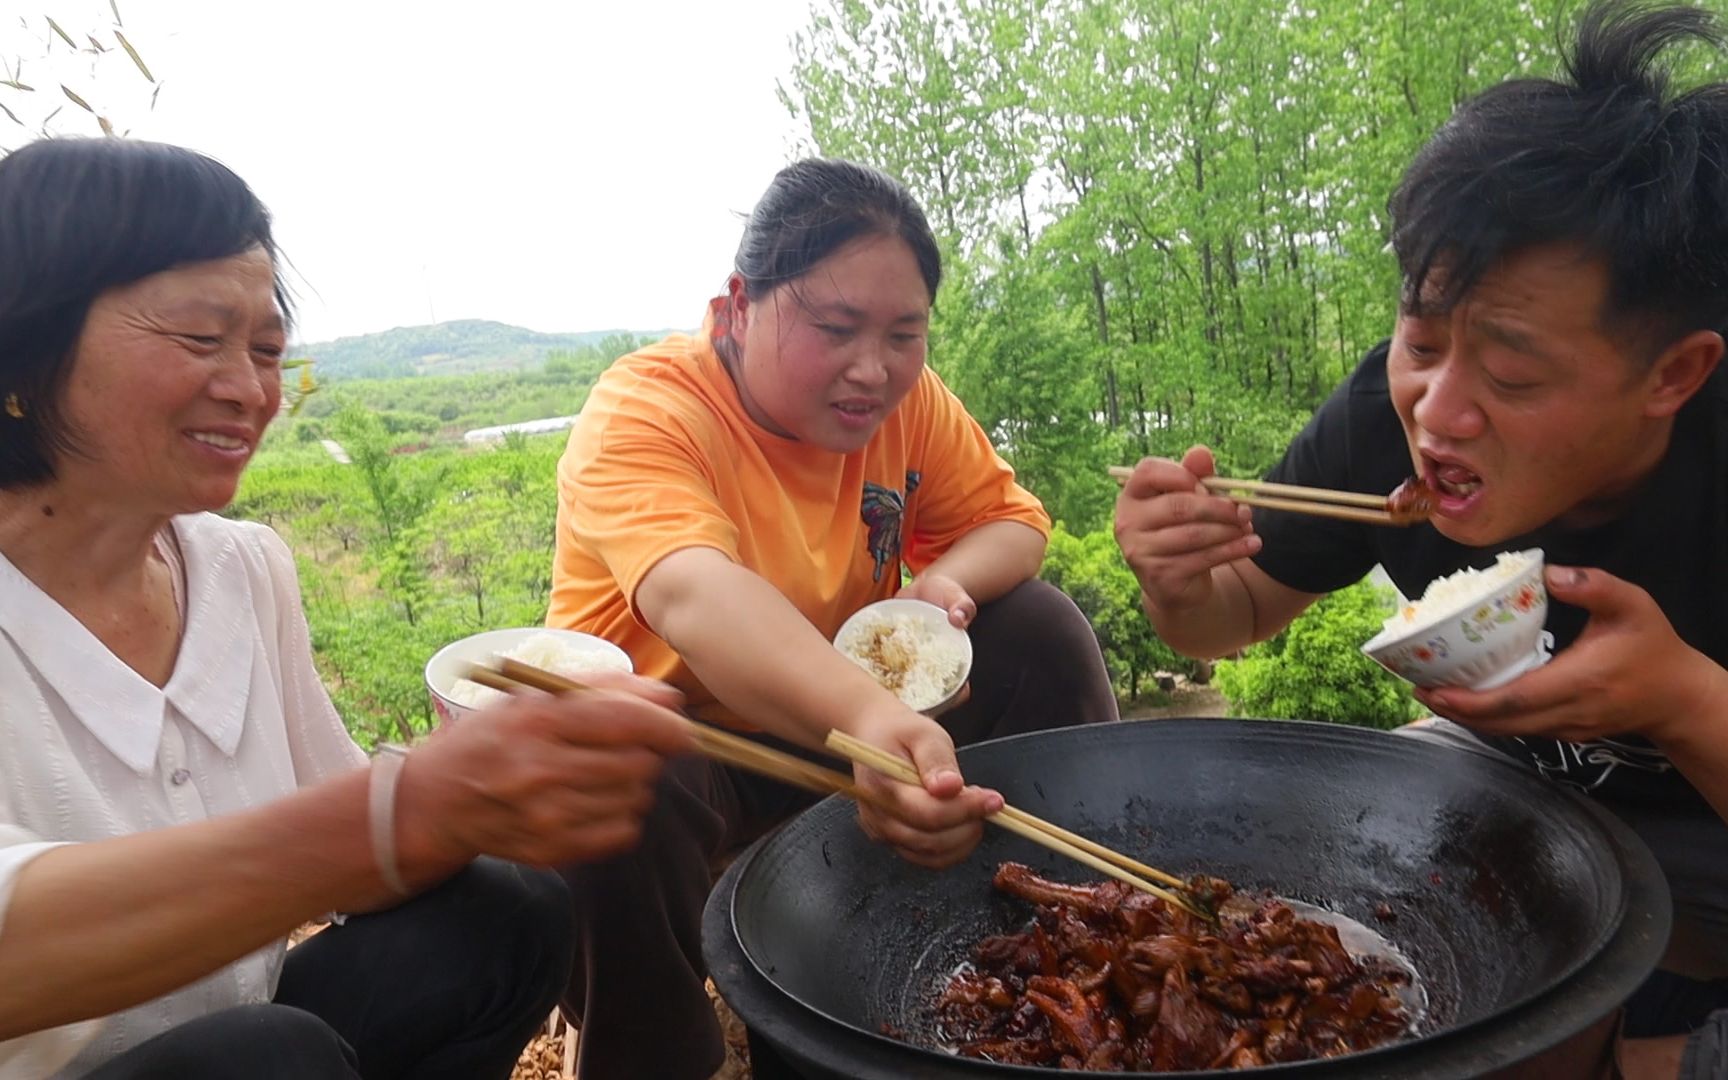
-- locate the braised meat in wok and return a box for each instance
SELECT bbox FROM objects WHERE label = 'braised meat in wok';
[933,863,1413,1071]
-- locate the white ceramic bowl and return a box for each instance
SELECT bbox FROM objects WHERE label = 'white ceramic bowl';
[425,627,633,725]
[1361,553,1550,691]
[834,598,974,717]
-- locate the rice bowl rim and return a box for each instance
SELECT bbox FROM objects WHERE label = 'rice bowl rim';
[1362,550,1546,653]
[833,598,975,707]
[425,626,633,713]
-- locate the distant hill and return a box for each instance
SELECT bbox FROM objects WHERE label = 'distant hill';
[293,319,682,380]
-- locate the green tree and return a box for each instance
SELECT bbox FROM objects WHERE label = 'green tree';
[329,405,433,545]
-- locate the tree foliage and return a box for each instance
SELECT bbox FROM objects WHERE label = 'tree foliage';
[781,0,1640,534]
[232,429,566,747]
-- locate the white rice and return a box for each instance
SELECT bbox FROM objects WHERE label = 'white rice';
[836,611,968,711]
[444,632,631,708]
[1386,550,1540,633]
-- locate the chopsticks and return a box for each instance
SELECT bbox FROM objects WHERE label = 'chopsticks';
[466,658,1216,921]
[825,730,1214,921]
[1108,466,1395,526]
[462,660,877,804]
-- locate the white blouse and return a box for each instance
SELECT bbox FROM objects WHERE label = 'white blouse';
[0,513,366,1078]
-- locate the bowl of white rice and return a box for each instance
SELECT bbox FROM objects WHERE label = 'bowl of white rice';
[425,627,633,725]
[833,599,973,716]
[1361,549,1550,690]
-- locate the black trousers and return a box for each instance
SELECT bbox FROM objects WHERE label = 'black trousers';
[557,578,1120,1080]
[84,858,573,1080]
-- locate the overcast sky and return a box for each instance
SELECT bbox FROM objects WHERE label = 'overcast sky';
[6,1,819,343]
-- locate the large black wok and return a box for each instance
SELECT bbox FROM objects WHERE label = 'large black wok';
[704,719,1670,1079]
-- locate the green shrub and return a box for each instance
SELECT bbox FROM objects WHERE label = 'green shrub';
[1214,580,1420,730]
[1040,525,1198,698]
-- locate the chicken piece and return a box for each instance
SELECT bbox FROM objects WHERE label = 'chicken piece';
[1387,475,1438,524]
[1148,965,1230,1071]
[958,1037,1062,1066]
[1205,1029,1258,1070]
[1127,983,1162,1020]
[996,862,1116,914]
[1232,1045,1268,1068]
[1186,875,1235,913]
[1197,979,1253,1015]
[1025,975,1108,1058]
[1126,934,1195,977]
[1228,955,1315,993]
[1262,1023,1310,1063]
[1072,962,1113,994]
[937,971,1017,1011]
[1082,1040,1126,1070]
[1116,890,1179,938]
[1346,983,1383,1021]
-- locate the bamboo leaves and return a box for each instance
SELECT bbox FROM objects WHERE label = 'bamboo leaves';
[114,30,151,82]
[3,7,159,143]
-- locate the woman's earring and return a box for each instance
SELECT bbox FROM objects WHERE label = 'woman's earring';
[3,393,23,419]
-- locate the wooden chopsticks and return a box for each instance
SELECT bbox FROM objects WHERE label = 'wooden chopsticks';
[1108,465,1395,526]
[466,658,1217,921]
[463,660,877,804]
[825,730,1213,921]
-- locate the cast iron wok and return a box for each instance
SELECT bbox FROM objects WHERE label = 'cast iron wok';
[705,718,1670,1078]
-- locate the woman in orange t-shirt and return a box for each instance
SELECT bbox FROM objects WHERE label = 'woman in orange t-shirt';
[548,158,1116,1079]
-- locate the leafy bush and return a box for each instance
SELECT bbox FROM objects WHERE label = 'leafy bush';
[233,426,566,747]
[1040,525,1198,698]
[1214,580,1420,730]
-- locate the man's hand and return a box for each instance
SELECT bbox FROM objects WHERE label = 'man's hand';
[1114,446,1261,614]
[1417,566,1725,745]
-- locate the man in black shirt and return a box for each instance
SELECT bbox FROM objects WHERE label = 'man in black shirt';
[1115,4,1728,1077]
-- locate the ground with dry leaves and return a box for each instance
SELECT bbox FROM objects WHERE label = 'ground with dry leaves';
[510,983,751,1080]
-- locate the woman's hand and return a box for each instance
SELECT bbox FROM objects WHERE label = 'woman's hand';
[391,672,694,876]
[844,703,1003,870]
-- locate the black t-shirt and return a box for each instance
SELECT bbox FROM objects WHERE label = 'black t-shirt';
[1252,340,1728,816]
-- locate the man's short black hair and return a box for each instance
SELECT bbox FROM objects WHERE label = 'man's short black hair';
[1390,1,1728,356]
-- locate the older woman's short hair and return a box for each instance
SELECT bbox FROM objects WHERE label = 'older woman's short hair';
[0,138,286,488]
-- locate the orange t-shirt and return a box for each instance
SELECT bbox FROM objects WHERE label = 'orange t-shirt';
[547,323,1050,728]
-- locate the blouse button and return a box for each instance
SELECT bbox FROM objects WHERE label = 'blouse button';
[170,768,192,786]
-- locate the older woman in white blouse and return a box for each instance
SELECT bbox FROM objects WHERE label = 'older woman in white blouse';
[0,139,692,1080]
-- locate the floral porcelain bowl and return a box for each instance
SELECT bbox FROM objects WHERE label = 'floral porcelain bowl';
[1361,550,1551,691]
